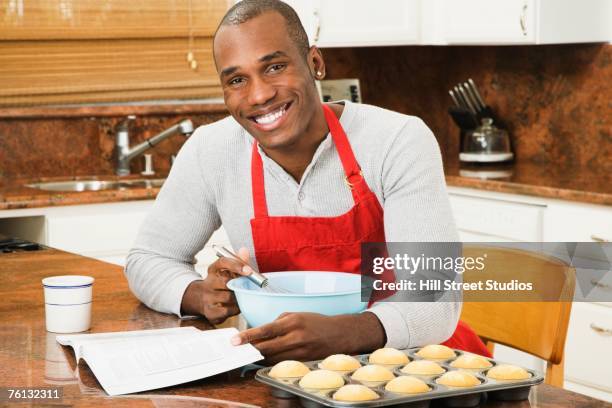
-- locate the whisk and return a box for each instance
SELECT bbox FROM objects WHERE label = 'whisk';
[213,245,293,294]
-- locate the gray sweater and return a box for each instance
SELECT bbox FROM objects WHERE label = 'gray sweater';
[125,101,461,349]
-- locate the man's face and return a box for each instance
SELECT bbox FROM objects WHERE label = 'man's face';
[213,12,322,150]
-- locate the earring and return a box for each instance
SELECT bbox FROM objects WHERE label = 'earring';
[316,71,323,78]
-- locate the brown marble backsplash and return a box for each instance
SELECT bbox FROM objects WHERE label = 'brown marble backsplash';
[0,105,227,180]
[0,43,610,180]
[323,43,611,173]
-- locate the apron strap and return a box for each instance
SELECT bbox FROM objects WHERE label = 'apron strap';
[251,104,370,218]
[251,142,269,218]
[321,104,369,203]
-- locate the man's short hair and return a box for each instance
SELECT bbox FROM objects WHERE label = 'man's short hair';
[215,0,310,58]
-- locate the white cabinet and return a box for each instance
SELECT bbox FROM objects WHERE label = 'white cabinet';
[440,0,611,45]
[449,191,545,241]
[544,200,612,243]
[443,0,536,44]
[283,0,421,47]
[315,0,421,47]
[0,201,155,266]
[564,302,612,402]
[282,0,610,46]
[45,202,153,265]
[544,200,612,402]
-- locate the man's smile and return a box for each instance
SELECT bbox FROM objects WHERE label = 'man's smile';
[248,101,293,131]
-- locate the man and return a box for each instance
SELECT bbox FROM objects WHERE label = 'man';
[126,0,473,363]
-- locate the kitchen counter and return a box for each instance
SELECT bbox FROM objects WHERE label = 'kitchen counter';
[445,160,612,206]
[0,174,165,211]
[1,160,610,211]
[1,248,611,407]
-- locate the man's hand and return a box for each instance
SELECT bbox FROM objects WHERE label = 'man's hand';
[230,312,386,363]
[181,247,254,324]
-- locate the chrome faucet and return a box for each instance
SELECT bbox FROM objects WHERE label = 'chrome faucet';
[115,115,194,176]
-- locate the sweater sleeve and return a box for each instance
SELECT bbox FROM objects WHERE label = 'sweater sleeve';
[368,117,461,349]
[124,129,221,317]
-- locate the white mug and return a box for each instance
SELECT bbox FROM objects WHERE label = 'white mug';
[42,275,94,333]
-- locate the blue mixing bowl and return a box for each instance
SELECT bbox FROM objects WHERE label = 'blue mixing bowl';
[226,271,368,327]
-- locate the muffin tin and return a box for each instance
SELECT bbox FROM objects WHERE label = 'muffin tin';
[255,348,543,407]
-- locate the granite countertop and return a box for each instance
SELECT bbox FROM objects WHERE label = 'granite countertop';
[444,159,612,206]
[0,174,165,211]
[1,161,610,211]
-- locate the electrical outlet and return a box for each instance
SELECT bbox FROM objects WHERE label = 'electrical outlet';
[320,79,362,103]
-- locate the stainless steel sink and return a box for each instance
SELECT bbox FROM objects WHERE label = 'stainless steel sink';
[25,178,165,192]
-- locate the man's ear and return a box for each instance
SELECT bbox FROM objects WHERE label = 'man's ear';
[308,46,326,80]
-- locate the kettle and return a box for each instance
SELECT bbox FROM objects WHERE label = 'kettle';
[460,118,514,163]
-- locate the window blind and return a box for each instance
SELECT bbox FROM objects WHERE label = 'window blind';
[0,0,229,107]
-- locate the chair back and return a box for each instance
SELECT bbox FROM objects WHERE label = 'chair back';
[460,246,575,386]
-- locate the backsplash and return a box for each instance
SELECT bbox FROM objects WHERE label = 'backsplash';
[323,43,611,172]
[0,105,226,180]
[0,43,609,180]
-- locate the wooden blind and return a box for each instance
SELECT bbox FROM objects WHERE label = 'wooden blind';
[0,0,230,107]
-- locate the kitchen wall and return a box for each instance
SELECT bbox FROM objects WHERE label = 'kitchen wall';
[323,43,611,173]
[0,105,226,180]
[0,43,610,180]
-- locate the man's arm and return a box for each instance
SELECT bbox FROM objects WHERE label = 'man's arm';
[367,117,461,349]
[125,131,221,317]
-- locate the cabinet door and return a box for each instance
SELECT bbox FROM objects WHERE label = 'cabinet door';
[544,202,612,243]
[284,0,421,47]
[565,302,612,394]
[46,206,151,254]
[448,193,545,242]
[317,0,421,47]
[443,0,536,44]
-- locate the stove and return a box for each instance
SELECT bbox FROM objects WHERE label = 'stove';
[0,236,45,253]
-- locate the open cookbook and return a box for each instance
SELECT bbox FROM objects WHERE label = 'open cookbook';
[56,327,263,396]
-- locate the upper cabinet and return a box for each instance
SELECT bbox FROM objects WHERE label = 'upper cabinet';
[443,0,536,44]
[283,0,421,47]
[282,0,611,47]
[441,0,612,45]
[318,0,421,47]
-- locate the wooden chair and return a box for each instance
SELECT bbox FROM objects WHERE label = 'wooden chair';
[460,245,575,387]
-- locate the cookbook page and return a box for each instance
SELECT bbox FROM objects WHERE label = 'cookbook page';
[58,327,263,395]
[57,327,200,361]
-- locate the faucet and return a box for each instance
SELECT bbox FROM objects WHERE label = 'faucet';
[115,115,193,176]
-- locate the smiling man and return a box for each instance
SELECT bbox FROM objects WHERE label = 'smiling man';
[126,0,487,362]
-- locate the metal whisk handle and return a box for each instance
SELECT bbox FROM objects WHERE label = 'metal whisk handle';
[212,245,269,288]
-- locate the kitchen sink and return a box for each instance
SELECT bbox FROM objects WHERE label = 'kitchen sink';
[25,178,166,192]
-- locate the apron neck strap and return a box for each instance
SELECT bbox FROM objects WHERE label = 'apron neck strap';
[251,142,269,218]
[251,104,368,218]
[321,104,368,202]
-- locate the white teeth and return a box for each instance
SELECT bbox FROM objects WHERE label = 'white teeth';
[254,104,287,125]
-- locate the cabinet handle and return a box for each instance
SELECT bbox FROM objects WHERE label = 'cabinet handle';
[520,3,528,36]
[313,10,321,43]
[591,235,610,242]
[590,323,612,336]
[591,279,612,291]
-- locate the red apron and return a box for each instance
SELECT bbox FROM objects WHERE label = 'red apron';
[249,104,491,357]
